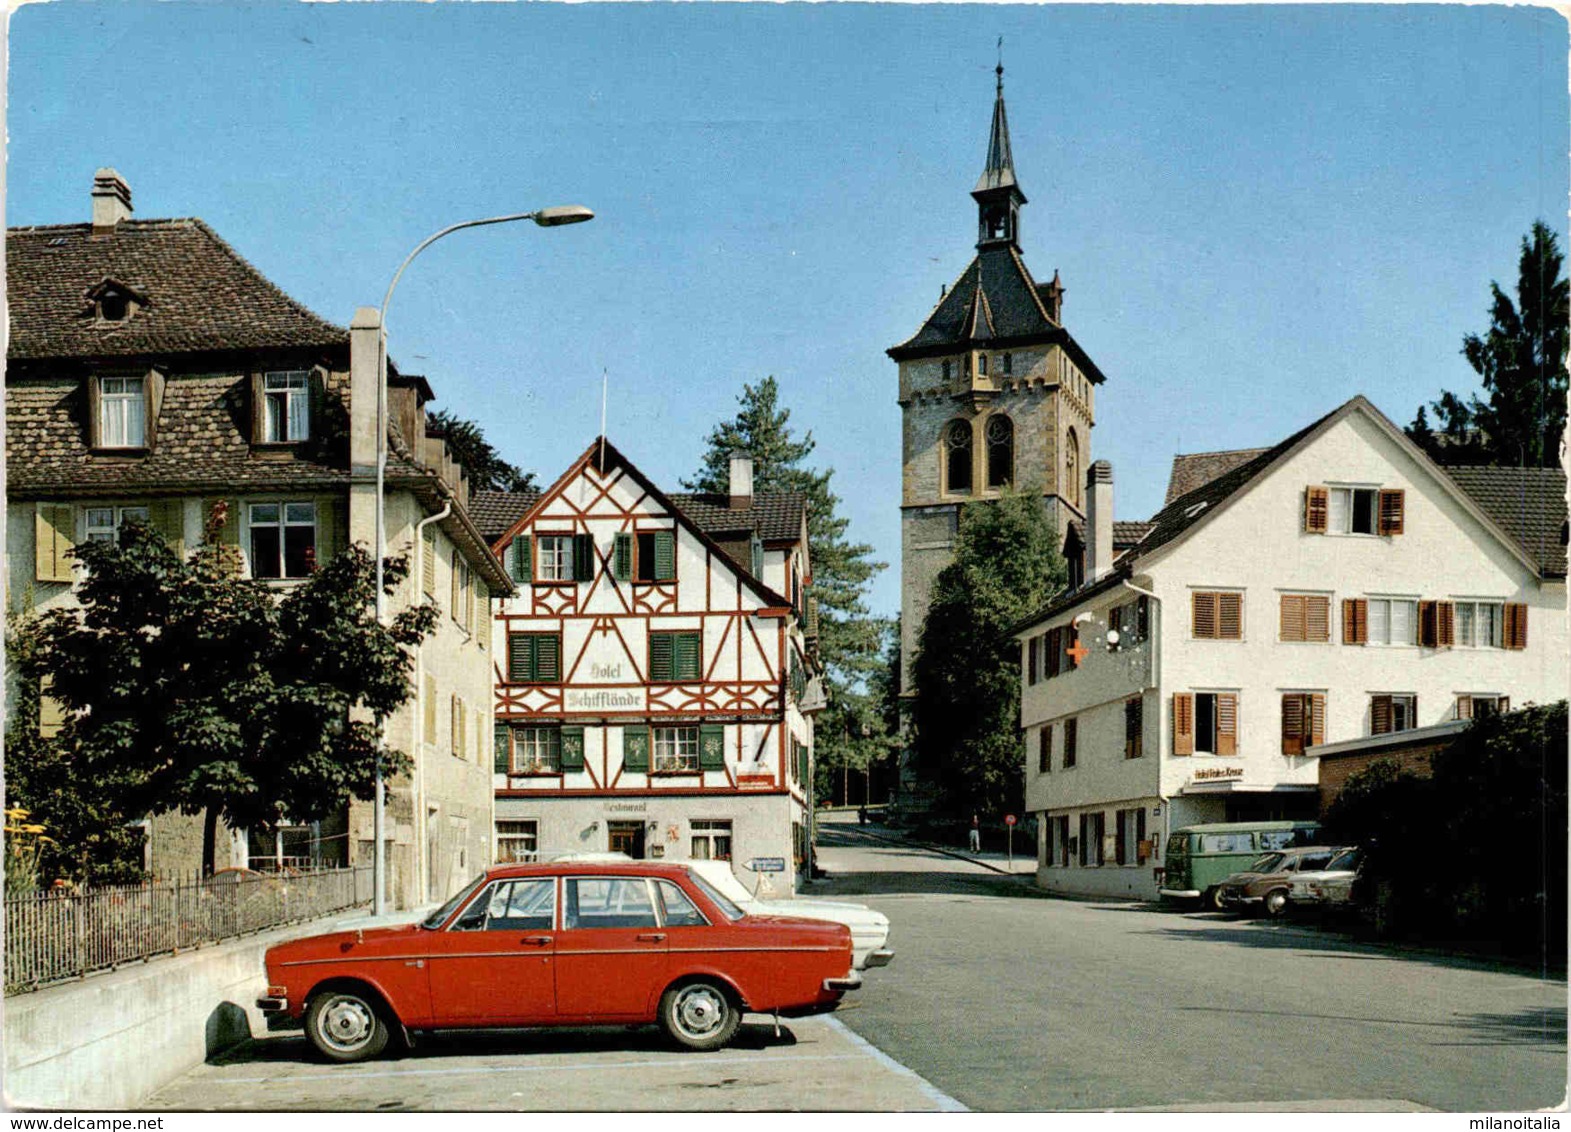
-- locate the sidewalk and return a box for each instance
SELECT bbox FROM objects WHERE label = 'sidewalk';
[823,815,1037,877]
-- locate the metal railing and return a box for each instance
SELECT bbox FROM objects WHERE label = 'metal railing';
[4,865,373,995]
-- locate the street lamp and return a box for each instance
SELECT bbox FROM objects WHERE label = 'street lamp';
[371,204,593,916]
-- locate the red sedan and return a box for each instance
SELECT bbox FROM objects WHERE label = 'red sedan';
[258,861,859,1061]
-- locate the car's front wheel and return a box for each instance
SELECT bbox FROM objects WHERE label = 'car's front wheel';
[306,988,391,1063]
[1261,888,1289,919]
[659,979,741,1052]
[1202,887,1225,912]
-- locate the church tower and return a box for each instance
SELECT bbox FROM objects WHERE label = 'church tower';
[889,64,1109,811]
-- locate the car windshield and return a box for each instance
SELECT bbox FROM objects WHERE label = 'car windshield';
[1249,853,1285,873]
[1327,848,1361,872]
[420,872,489,930]
[687,870,746,921]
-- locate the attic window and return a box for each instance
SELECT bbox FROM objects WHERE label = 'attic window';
[99,292,130,322]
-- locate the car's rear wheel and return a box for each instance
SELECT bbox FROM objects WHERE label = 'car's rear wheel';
[306,988,391,1063]
[1261,888,1289,919]
[1202,887,1225,912]
[659,979,741,1052]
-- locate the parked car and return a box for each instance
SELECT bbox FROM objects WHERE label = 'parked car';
[1216,846,1347,918]
[684,859,894,971]
[258,861,859,1062]
[1159,821,1322,909]
[1288,847,1363,909]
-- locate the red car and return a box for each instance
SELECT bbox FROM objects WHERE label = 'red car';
[258,861,859,1061]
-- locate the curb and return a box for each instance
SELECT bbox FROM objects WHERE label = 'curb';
[830,824,1035,878]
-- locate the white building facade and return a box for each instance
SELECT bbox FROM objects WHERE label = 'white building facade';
[485,442,820,892]
[1017,396,1567,900]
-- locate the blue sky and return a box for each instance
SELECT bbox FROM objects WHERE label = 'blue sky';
[11,3,1567,618]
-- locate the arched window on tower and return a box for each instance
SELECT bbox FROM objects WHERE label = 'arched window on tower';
[944,420,973,495]
[986,415,1013,489]
[1065,427,1081,508]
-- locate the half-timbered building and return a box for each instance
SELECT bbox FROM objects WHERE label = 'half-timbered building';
[479,441,821,891]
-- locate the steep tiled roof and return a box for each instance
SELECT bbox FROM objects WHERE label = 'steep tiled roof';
[1113,520,1153,550]
[470,490,542,543]
[1164,448,1271,504]
[669,494,807,544]
[1443,465,1568,578]
[7,219,346,360]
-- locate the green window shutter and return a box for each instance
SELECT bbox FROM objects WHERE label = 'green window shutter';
[653,530,676,581]
[536,635,561,683]
[561,725,586,771]
[750,535,764,580]
[423,529,437,597]
[508,634,535,683]
[573,534,595,582]
[509,536,531,582]
[676,632,702,680]
[623,728,650,772]
[613,533,633,581]
[35,503,74,583]
[649,634,674,681]
[150,500,185,559]
[494,722,511,773]
[699,723,726,770]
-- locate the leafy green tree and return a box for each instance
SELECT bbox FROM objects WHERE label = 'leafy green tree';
[910,492,1066,820]
[686,377,890,786]
[1407,222,1568,467]
[428,408,537,492]
[16,512,437,877]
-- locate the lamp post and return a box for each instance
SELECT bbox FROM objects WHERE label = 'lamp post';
[371,204,593,916]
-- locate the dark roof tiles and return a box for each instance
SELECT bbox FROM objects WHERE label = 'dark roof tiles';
[1444,465,1568,577]
[1164,448,1271,504]
[668,493,807,543]
[471,491,542,543]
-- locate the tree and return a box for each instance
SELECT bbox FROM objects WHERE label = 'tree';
[15,511,438,877]
[686,377,890,782]
[427,408,537,492]
[1407,222,1568,467]
[910,492,1066,820]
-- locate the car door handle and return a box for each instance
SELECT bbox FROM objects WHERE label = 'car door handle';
[519,935,553,947]
[636,933,666,943]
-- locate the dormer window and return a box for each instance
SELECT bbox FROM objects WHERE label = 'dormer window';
[977,353,989,376]
[84,278,145,325]
[263,371,311,442]
[99,291,129,322]
[99,376,146,447]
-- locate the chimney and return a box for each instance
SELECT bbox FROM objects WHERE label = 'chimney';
[1086,460,1114,582]
[91,168,133,233]
[728,451,754,511]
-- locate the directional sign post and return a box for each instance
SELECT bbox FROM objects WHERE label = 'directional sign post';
[1005,814,1017,870]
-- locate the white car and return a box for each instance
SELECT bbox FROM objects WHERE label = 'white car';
[1286,847,1362,907]
[685,860,894,971]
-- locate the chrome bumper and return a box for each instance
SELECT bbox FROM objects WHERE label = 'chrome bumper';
[864,948,895,969]
[1159,888,1200,899]
[256,995,288,1013]
[823,970,863,993]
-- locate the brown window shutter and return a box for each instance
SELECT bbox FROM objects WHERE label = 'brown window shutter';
[1281,694,1304,756]
[1309,694,1325,747]
[1305,486,1329,533]
[1193,591,1217,639]
[1217,694,1238,756]
[1498,696,1510,712]
[1027,637,1039,684]
[1419,600,1437,647]
[1307,596,1329,642]
[1505,603,1528,650]
[1218,592,1242,640]
[249,373,267,444]
[1046,628,1061,678]
[1172,693,1194,756]
[1342,598,1368,644]
[1455,694,1472,721]
[1378,489,1405,536]
[145,368,165,448]
[1437,601,1455,647]
[1280,594,1305,642]
[1371,694,1392,735]
[86,377,103,448]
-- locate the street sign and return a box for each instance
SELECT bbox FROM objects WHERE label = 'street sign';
[751,857,787,873]
[1005,814,1017,826]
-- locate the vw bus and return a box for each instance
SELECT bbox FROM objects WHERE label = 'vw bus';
[1159,821,1321,909]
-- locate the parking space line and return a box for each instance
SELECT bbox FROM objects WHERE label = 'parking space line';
[822,1017,968,1112]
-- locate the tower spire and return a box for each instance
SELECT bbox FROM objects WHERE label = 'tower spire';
[972,49,1026,250]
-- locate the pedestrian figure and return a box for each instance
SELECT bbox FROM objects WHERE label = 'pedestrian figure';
[968,813,981,852]
[858,806,868,825]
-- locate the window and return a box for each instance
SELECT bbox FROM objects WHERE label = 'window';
[536,534,575,582]
[1116,808,1147,866]
[1454,601,1504,648]
[1365,598,1418,646]
[511,726,562,774]
[1281,693,1325,755]
[1316,486,1404,536]
[1192,591,1243,640]
[262,372,311,442]
[1124,698,1144,759]
[1050,815,1071,867]
[1078,812,1105,867]
[1419,601,1456,648]
[451,552,470,630]
[1001,352,1013,375]
[1065,428,1080,508]
[99,376,146,448]
[1063,717,1078,769]
[1371,694,1417,735]
[634,531,677,582]
[1174,692,1239,756]
[944,420,973,494]
[655,879,709,927]
[1279,594,1330,643]
[986,415,1013,489]
[248,502,316,579]
[507,633,561,684]
[1456,694,1509,720]
[977,353,988,376]
[84,505,150,544]
[98,290,130,322]
[1038,724,1053,773]
[653,726,700,773]
[496,820,539,864]
[942,359,952,382]
[690,820,733,862]
[649,631,702,682]
[565,877,658,930]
